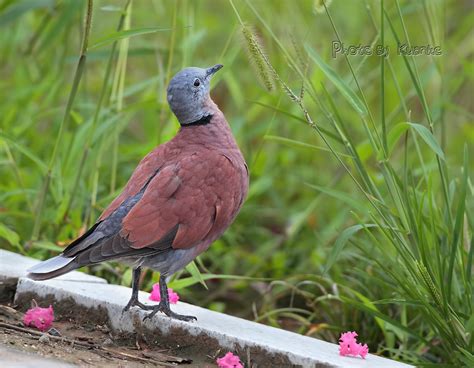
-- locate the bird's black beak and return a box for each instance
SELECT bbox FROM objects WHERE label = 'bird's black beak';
[206,64,223,78]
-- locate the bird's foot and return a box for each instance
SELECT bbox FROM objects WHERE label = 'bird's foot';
[123,296,154,312]
[143,303,197,322]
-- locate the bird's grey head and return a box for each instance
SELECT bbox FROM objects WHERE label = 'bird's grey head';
[167,64,223,125]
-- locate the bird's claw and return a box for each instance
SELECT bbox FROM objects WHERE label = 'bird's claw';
[123,297,154,313]
[142,303,197,322]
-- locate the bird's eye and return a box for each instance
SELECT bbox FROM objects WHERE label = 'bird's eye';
[193,78,201,87]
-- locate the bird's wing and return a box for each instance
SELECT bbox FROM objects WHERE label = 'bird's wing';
[121,150,244,249]
[60,149,243,268]
[60,145,169,263]
[99,145,168,221]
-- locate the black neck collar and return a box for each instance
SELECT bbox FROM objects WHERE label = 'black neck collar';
[182,114,213,127]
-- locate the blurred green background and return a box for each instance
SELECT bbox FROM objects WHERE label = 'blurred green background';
[0,0,473,365]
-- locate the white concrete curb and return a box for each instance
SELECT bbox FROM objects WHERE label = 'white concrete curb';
[0,345,75,368]
[2,250,413,367]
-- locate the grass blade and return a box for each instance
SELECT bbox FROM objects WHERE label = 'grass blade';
[185,261,208,290]
[264,135,351,157]
[90,27,173,49]
[305,44,367,116]
[446,146,468,302]
[0,0,54,27]
[323,224,377,275]
[408,123,445,161]
[31,0,94,242]
[0,222,21,251]
[0,132,48,173]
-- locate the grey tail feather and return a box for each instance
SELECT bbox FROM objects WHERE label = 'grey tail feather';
[27,254,78,281]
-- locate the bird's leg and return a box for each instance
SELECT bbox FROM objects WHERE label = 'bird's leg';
[143,275,197,322]
[123,267,153,312]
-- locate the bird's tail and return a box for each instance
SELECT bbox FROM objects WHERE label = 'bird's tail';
[27,255,78,281]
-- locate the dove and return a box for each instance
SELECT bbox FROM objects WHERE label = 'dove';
[28,64,249,322]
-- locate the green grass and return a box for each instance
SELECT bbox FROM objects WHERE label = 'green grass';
[0,0,472,366]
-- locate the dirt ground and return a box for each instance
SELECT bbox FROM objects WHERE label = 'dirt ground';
[0,303,223,367]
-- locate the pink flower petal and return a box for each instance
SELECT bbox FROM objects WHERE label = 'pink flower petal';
[148,283,180,304]
[23,305,54,332]
[149,283,161,301]
[216,352,243,368]
[338,331,369,359]
[358,343,369,359]
[168,289,180,304]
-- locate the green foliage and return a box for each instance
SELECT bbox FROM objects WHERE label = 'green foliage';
[0,0,472,366]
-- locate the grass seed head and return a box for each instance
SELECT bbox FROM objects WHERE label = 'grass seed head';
[313,0,333,14]
[240,24,275,92]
